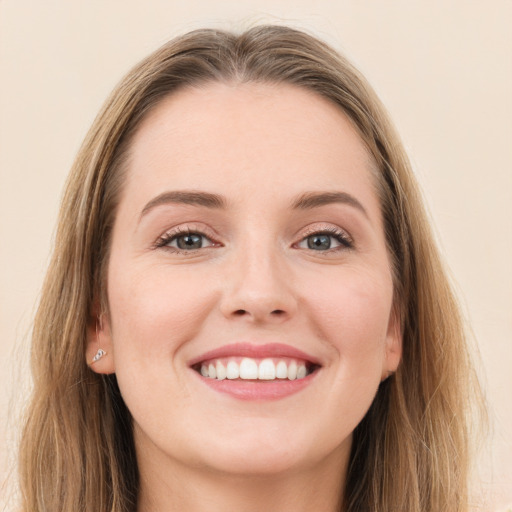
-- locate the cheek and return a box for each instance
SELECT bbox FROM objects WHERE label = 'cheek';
[107,263,219,358]
[106,264,220,428]
[283,267,394,454]
[302,266,393,370]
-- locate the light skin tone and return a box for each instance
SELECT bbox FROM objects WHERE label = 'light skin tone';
[87,82,402,512]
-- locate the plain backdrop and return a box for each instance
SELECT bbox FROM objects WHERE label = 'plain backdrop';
[1,1,511,510]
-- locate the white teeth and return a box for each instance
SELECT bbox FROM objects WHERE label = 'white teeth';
[199,357,313,381]
[287,361,297,380]
[258,358,276,380]
[226,361,239,379]
[239,358,258,379]
[216,361,226,380]
[276,360,288,379]
[297,364,307,379]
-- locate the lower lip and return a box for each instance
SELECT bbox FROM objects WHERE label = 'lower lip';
[194,371,318,401]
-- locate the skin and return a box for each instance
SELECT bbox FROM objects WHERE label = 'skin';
[88,82,402,512]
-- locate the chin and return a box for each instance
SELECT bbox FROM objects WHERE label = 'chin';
[191,425,350,477]
[199,445,311,477]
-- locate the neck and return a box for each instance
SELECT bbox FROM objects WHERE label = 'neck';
[136,439,349,512]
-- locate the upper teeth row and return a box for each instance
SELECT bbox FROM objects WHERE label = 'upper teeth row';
[200,358,308,381]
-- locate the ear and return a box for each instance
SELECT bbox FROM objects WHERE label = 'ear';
[381,304,402,381]
[86,307,116,374]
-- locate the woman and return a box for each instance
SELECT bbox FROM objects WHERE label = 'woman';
[19,25,483,511]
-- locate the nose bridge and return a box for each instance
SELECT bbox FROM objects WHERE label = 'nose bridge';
[220,230,296,322]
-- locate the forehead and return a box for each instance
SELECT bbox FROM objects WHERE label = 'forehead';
[123,81,379,214]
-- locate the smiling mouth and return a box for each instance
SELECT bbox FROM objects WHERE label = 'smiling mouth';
[192,357,320,381]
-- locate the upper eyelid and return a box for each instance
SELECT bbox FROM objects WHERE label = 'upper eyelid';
[297,223,353,241]
[163,230,213,243]
[158,223,217,238]
[301,226,348,236]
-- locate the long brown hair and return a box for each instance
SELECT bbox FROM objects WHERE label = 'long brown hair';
[19,25,483,511]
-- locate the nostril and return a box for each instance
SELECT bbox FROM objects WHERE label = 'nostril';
[228,308,288,319]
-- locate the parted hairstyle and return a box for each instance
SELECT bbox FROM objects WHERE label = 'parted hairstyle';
[19,25,483,511]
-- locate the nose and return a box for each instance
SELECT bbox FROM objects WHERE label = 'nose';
[219,244,298,324]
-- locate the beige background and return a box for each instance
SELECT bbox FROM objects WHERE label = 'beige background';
[1,1,511,510]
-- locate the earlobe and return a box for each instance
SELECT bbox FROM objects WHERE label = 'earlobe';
[86,313,116,374]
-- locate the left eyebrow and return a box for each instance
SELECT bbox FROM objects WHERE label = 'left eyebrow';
[140,190,227,220]
[291,191,369,218]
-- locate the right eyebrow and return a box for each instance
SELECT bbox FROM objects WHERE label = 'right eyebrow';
[291,191,369,219]
[140,190,227,220]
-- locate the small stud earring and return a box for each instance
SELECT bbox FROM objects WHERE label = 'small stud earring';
[89,348,107,365]
[88,315,107,366]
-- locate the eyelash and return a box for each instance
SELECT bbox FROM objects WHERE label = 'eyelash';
[154,225,354,254]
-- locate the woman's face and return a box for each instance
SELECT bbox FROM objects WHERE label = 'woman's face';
[90,82,401,477]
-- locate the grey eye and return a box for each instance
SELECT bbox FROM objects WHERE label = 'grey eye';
[307,234,332,250]
[297,230,352,252]
[158,229,217,252]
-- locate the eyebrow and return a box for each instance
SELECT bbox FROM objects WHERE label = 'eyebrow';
[291,191,368,218]
[140,189,368,219]
[140,190,227,218]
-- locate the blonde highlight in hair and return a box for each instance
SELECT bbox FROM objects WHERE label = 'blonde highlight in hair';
[19,26,483,511]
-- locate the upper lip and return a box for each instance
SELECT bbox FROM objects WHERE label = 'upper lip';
[188,342,321,367]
